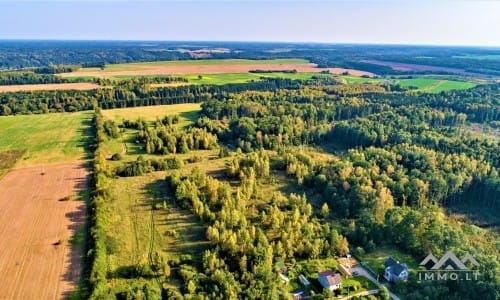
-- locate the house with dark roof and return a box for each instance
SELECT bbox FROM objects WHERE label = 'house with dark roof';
[318,270,342,291]
[384,257,408,283]
[290,289,305,300]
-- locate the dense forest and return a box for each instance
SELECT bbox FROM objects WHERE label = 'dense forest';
[1,41,497,298]
[80,74,499,299]
[0,78,303,114]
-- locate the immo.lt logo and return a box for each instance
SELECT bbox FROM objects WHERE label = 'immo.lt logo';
[418,251,480,281]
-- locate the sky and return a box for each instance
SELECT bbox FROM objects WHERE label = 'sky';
[0,0,499,46]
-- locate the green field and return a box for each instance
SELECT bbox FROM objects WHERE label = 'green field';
[397,78,476,93]
[336,75,383,84]
[182,72,329,85]
[77,58,309,73]
[0,111,92,166]
[105,173,209,281]
[110,72,475,93]
[103,72,328,84]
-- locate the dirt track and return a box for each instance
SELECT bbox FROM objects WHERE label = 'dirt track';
[0,162,87,299]
[60,63,374,78]
[0,83,99,93]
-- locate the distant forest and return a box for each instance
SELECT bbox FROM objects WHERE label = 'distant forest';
[1,41,500,76]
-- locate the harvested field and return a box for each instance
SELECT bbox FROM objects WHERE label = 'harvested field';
[101,103,200,125]
[0,82,99,93]
[60,59,374,78]
[0,162,87,300]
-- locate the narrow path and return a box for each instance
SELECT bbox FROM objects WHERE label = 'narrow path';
[339,289,378,300]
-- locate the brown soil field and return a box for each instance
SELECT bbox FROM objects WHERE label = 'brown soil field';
[59,63,374,78]
[0,83,100,93]
[0,162,87,299]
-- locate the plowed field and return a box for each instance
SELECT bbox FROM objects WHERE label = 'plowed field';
[0,162,87,299]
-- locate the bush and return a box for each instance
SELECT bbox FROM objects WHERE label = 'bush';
[111,153,122,161]
[187,155,203,163]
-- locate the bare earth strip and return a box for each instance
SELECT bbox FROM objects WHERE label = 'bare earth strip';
[59,63,374,78]
[0,83,100,93]
[0,162,87,300]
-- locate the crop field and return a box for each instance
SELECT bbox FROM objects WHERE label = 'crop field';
[59,58,375,78]
[0,162,87,300]
[82,58,309,72]
[0,111,92,166]
[0,82,99,93]
[101,103,201,125]
[0,111,91,298]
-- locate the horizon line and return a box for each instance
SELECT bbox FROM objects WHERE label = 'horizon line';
[0,38,499,49]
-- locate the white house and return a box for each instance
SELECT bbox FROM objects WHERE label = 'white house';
[318,270,342,291]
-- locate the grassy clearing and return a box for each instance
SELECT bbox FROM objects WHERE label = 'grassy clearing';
[106,173,209,267]
[334,76,475,93]
[340,276,378,296]
[462,123,500,140]
[77,59,309,73]
[0,150,26,178]
[0,111,92,166]
[104,162,216,290]
[336,75,383,84]
[358,245,419,275]
[397,78,476,93]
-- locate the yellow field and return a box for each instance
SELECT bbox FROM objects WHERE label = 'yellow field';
[101,103,201,124]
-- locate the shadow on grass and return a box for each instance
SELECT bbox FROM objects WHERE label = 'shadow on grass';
[179,110,200,127]
[76,115,95,161]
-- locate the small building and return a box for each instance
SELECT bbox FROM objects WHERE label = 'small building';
[298,274,310,288]
[290,289,305,300]
[318,270,342,291]
[338,263,351,277]
[384,257,408,283]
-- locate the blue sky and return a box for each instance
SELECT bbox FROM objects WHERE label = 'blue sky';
[0,0,499,46]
